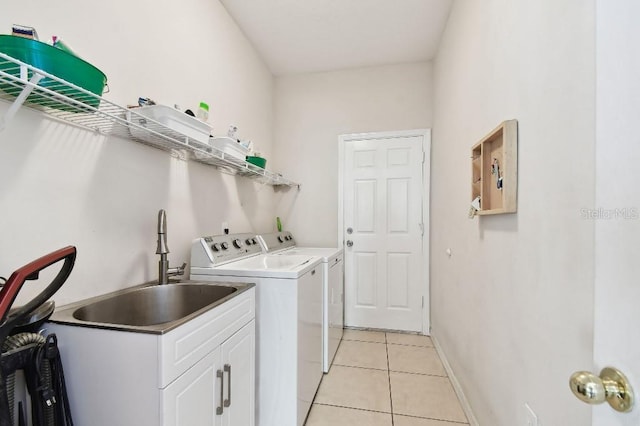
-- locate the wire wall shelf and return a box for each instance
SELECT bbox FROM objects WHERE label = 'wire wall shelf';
[0,52,299,188]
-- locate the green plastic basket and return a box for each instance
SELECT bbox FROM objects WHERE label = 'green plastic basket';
[0,35,107,111]
[246,156,267,168]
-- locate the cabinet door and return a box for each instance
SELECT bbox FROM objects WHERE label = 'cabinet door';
[162,350,223,426]
[221,320,256,426]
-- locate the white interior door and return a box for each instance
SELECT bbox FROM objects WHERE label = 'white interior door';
[339,130,429,333]
[589,1,640,424]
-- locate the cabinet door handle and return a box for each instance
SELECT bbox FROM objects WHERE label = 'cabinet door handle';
[224,364,232,408]
[216,369,224,415]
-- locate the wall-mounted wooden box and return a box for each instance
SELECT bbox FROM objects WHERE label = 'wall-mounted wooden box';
[471,120,518,215]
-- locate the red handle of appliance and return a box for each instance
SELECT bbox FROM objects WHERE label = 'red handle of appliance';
[0,246,76,322]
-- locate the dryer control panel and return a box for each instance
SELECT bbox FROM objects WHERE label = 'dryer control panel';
[191,233,262,267]
[258,231,296,253]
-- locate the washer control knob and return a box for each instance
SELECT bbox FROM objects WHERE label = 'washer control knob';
[278,236,284,243]
[233,239,243,248]
[252,238,258,244]
[211,243,221,251]
[245,238,253,245]
[220,242,229,250]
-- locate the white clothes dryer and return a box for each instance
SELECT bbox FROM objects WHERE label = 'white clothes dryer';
[257,232,344,373]
[190,233,323,426]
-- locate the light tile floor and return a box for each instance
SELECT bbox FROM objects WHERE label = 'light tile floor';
[305,329,469,426]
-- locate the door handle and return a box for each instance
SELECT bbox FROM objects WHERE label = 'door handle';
[223,364,232,408]
[346,227,353,234]
[216,369,224,415]
[569,366,634,412]
[346,240,353,247]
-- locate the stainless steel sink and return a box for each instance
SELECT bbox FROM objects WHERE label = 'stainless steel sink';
[49,281,253,334]
[73,284,236,326]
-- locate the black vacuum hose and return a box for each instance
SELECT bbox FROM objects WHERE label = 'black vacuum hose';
[2,332,54,426]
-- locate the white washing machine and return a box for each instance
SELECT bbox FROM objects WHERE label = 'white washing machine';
[257,232,344,373]
[190,233,323,426]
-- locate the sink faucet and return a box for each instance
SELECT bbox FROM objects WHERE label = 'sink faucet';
[156,209,186,285]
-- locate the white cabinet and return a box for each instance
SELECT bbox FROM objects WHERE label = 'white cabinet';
[163,320,255,426]
[221,320,255,426]
[46,287,255,426]
[162,350,220,426]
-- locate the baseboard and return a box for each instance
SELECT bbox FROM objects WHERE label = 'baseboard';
[431,334,480,426]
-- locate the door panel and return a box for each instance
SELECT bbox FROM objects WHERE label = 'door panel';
[387,147,411,166]
[354,252,377,306]
[387,178,410,232]
[162,351,220,426]
[343,134,425,331]
[387,253,410,308]
[355,180,376,232]
[221,321,255,426]
[354,149,376,168]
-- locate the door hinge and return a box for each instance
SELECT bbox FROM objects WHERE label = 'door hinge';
[419,223,424,237]
[422,151,426,164]
[422,296,424,308]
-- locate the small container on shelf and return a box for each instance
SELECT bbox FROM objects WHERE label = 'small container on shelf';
[0,34,107,110]
[128,104,212,147]
[209,136,249,161]
[197,101,209,122]
[246,155,266,169]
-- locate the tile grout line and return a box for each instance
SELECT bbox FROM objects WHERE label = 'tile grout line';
[332,363,388,372]
[313,402,392,415]
[385,332,395,426]
[389,370,448,378]
[394,413,469,425]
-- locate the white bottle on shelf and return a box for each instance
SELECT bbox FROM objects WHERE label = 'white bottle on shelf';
[197,102,209,122]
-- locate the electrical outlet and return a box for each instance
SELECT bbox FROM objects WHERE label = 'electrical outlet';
[524,403,538,426]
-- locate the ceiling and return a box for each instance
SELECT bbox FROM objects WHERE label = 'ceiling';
[219,0,454,76]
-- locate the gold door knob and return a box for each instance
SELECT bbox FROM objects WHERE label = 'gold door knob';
[569,367,634,413]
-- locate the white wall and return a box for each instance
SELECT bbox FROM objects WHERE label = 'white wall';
[0,0,278,305]
[273,62,433,246]
[431,1,595,425]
